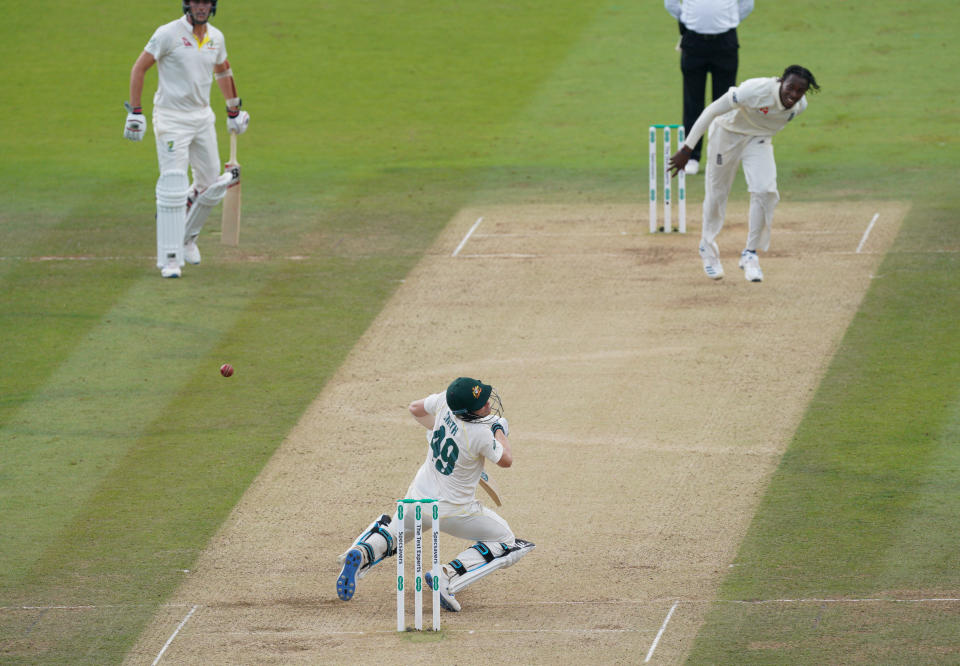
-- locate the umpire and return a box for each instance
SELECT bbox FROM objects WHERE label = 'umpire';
[664,0,754,175]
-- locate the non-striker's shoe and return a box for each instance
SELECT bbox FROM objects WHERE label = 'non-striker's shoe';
[184,240,201,265]
[424,571,461,612]
[336,548,363,601]
[738,249,764,282]
[699,241,724,280]
[160,260,181,278]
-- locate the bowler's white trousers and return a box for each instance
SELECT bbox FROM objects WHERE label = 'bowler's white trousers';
[702,120,780,252]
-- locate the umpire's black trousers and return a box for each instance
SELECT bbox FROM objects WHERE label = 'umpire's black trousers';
[679,27,739,162]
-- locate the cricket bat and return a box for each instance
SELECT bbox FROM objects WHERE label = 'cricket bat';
[221,132,241,246]
[478,470,503,507]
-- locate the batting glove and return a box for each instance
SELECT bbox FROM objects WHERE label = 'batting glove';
[491,416,509,437]
[123,104,146,141]
[226,109,250,135]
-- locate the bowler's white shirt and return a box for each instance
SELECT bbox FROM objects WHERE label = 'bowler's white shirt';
[718,77,807,135]
[409,392,503,505]
[145,16,227,112]
[664,0,754,34]
[684,77,807,149]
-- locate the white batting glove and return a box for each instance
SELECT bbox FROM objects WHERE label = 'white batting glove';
[226,110,250,135]
[491,416,509,437]
[123,105,146,141]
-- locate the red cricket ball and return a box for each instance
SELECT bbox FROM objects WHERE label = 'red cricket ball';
[220,363,234,377]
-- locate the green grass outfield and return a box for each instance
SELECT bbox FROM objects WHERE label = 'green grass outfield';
[1,1,958,662]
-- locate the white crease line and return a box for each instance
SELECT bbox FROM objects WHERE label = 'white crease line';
[467,597,960,606]
[0,255,317,262]
[0,256,152,262]
[223,628,637,636]
[1,605,99,610]
[472,232,639,237]
[776,230,848,235]
[152,604,198,666]
[856,212,880,253]
[0,603,197,611]
[457,253,541,258]
[720,597,960,604]
[7,597,958,614]
[479,599,678,606]
[645,600,679,662]
[828,250,960,255]
[452,216,483,257]
[456,252,634,259]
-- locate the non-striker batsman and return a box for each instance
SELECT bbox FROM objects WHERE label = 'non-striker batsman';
[124,0,250,278]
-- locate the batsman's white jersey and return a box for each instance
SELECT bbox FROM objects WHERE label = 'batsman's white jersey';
[408,392,504,506]
[143,13,232,261]
[145,16,227,112]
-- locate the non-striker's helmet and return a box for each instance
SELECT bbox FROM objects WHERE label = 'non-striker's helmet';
[183,0,217,16]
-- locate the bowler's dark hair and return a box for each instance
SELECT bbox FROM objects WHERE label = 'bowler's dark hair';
[782,65,820,92]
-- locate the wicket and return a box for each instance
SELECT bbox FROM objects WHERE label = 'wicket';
[396,498,440,632]
[648,124,686,233]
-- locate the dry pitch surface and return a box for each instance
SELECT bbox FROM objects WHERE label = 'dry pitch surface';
[127,201,904,664]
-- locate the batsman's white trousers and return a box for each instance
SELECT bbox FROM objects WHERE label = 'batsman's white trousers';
[396,489,515,546]
[702,120,780,252]
[394,495,516,578]
[346,492,516,577]
[153,106,221,192]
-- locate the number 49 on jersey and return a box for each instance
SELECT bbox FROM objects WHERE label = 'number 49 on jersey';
[430,427,459,475]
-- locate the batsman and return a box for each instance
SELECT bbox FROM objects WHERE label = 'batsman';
[124,0,250,278]
[337,377,535,612]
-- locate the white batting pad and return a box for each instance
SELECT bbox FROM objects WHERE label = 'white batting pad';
[156,170,189,268]
[447,539,536,595]
[184,167,239,242]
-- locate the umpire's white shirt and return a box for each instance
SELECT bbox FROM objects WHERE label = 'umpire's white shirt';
[145,16,227,112]
[664,0,754,34]
[409,393,503,505]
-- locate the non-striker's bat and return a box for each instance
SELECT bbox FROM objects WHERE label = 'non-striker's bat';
[221,132,241,246]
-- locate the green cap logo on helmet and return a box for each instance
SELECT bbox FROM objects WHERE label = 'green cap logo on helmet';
[446,377,492,415]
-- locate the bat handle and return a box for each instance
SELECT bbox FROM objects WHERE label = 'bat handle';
[228,132,238,165]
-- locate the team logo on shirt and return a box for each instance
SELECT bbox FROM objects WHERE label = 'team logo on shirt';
[759,107,769,115]
[182,37,192,47]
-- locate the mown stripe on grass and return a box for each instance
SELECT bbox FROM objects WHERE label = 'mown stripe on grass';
[1,268,271,593]
[686,202,960,662]
[2,255,409,663]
